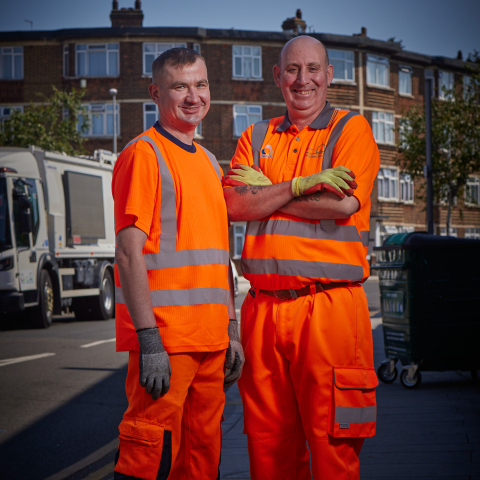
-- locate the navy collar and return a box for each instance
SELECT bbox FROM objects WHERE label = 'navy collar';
[276,101,336,132]
[153,121,197,153]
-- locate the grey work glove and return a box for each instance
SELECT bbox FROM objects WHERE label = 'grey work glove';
[137,327,171,400]
[224,319,245,388]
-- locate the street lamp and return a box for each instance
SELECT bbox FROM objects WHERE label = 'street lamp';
[109,88,118,154]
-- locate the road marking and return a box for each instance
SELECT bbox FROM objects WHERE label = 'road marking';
[235,308,241,316]
[0,353,55,368]
[83,461,115,480]
[81,338,116,348]
[43,438,119,480]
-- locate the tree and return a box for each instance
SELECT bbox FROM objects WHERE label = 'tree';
[0,87,89,156]
[397,55,480,234]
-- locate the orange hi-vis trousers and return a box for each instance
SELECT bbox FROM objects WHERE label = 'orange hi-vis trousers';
[238,284,378,480]
[114,350,226,480]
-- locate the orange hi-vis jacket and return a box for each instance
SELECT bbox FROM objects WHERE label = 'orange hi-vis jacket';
[112,124,230,353]
[229,102,380,290]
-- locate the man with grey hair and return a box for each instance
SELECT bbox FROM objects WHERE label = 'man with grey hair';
[113,47,244,480]
[224,36,380,479]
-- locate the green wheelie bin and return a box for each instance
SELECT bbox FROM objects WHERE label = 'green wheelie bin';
[372,232,480,389]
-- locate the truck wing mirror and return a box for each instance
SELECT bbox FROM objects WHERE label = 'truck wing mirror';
[20,210,33,234]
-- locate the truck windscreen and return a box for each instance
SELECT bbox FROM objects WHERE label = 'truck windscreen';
[0,178,13,252]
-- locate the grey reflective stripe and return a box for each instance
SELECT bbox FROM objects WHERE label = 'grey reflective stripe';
[199,145,222,183]
[124,135,177,252]
[335,406,377,424]
[322,111,360,170]
[241,258,364,281]
[143,248,229,270]
[251,120,270,167]
[361,231,369,247]
[115,286,229,307]
[247,220,362,243]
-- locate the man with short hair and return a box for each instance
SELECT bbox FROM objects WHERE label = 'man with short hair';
[224,36,380,479]
[113,47,244,480]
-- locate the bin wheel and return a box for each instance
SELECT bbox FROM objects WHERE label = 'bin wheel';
[400,369,422,389]
[377,364,398,384]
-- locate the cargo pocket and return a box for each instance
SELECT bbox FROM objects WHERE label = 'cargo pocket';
[115,417,169,480]
[328,366,378,438]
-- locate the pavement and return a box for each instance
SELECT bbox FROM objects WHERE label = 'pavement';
[62,276,480,480]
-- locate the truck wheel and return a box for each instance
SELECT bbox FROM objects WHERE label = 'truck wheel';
[377,363,398,384]
[32,270,54,329]
[74,269,115,321]
[400,369,422,389]
[92,268,115,320]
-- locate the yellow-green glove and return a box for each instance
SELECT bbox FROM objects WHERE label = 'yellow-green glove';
[224,164,273,187]
[291,166,357,199]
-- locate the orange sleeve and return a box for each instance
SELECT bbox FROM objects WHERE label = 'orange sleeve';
[223,125,255,191]
[112,141,159,236]
[331,115,380,209]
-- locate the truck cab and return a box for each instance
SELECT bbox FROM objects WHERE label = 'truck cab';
[0,147,116,328]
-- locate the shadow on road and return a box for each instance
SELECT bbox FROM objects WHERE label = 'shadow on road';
[0,365,128,480]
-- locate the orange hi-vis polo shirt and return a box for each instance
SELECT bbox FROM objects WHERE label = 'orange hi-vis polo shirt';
[228,102,380,290]
[113,123,230,353]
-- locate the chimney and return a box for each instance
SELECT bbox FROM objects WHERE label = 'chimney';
[457,50,463,60]
[281,9,307,35]
[353,27,368,38]
[110,0,144,28]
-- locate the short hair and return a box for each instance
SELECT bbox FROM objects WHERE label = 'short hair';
[277,37,329,68]
[152,47,205,83]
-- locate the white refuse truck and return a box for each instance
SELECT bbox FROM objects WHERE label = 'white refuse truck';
[0,146,117,328]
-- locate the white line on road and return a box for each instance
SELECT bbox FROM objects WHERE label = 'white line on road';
[80,338,116,348]
[0,352,55,367]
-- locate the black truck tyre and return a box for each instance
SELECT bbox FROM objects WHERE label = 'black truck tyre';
[32,269,54,329]
[74,268,115,321]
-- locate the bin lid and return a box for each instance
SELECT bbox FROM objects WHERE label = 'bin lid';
[376,232,480,250]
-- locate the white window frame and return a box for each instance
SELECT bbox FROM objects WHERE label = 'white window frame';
[377,167,399,202]
[0,105,23,124]
[400,172,414,203]
[439,70,454,100]
[398,65,412,96]
[232,45,262,79]
[193,43,201,54]
[75,43,119,77]
[366,54,389,87]
[439,226,457,237]
[328,49,354,83]
[465,176,479,206]
[233,105,262,137]
[143,102,202,137]
[233,223,246,259]
[79,103,120,137]
[63,45,69,78]
[465,228,480,239]
[142,43,186,76]
[463,75,475,99]
[372,111,395,145]
[0,46,23,80]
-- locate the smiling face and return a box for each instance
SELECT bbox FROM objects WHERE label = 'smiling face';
[148,58,210,137]
[273,36,333,129]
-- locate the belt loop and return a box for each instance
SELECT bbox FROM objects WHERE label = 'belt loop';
[309,283,316,295]
[315,281,325,293]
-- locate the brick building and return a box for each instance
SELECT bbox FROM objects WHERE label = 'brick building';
[1,2,479,269]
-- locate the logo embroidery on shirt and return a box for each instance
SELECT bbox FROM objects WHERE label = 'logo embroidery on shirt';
[305,144,325,158]
[260,144,274,159]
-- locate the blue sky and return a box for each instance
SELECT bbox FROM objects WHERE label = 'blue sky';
[1,0,479,59]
